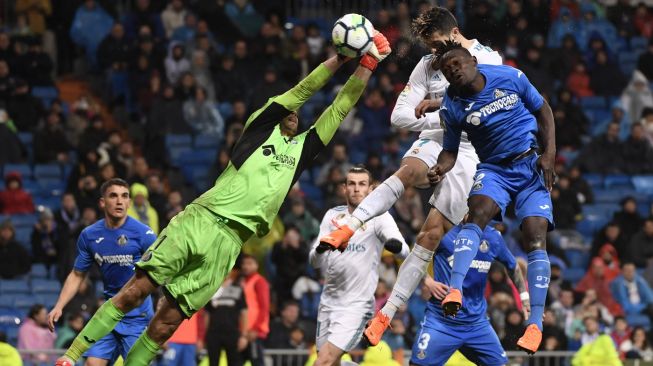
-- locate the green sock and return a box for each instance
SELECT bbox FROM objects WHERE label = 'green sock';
[64,299,125,361]
[124,331,161,366]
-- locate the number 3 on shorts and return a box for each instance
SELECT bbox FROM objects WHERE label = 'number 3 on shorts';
[418,333,430,350]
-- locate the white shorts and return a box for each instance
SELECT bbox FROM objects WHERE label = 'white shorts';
[403,138,479,225]
[316,305,373,352]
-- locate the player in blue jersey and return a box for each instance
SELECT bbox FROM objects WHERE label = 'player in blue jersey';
[428,41,556,353]
[411,223,528,366]
[48,178,157,365]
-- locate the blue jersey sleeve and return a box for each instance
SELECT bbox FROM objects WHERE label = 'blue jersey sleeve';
[490,230,517,271]
[73,231,92,272]
[440,104,462,152]
[514,68,544,113]
[141,227,157,253]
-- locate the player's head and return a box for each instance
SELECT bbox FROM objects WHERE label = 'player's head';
[412,6,460,52]
[437,41,478,89]
[100,178,131,222]
[344,166,373,208]
[28,304,48,327]
[281,111,299,136]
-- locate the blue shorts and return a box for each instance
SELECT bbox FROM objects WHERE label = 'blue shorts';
[410,320,507,366]
[84,324,145,361]
[161,343,197,366]
[470,153,554,229]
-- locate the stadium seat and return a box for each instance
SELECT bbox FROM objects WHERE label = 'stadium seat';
[168,146,192,166]
[30,264,48,279]
[632,176,653,195]
[577,216,610,238]
[31,279,61,294]
[177,149,217,167]
[582,173,603,189]
[631,36,648,51]
[0,279,30,294]
[593,189,635,203]
[33,164,62,180]
[579,96,607,110]
[563,268,585,284]
[604,174,633,189]
[31,86,58,108]
[194,134,219,149]
[14,227,32,247]
[582,203,620,217]
[2,163,31,178]
[38,294,59,309]
[0,297,13,308]
[10,213,38,228]
[12,294,34,308]
[165,134,192,149]
[17,132,33,147]
[626,314,651,330]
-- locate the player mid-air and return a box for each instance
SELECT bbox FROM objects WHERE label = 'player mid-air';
[310,166,409,366]
[48,178,157,366]
[55,31,392,366]
[319,6,502,345]
[412,221,528,366]
[429,41,555,354]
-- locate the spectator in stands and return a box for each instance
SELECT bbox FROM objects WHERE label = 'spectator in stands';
[613,198,644,254]
[638,38,653,81]
[165,43,190,85]
[144,174,166,220]
[205,270,248,366]
[580,316,601,345]
[520,46,554,98]
[73,174,100,212]
[161,0,186,38]
[127,182,159,234]
[249,67,288,113]
[358,88,391,153]
[315,142,351,187]
[598,101,630,141]
[630,219,653,268]
[577,122,623,174]
[163,190,183,228]
[7,79,44,132]
[501,308,526,350]
[271,226,308,307]
[554,108,584,150]
[590,50,626,96]
[0,60,15,104]
[162,312,203,366]
[621,70,653,124]
[147,83,186,140]
[62,277,97,320]
[612,262,653,321]
[15,0,51,35]
[183,86,224,138]
[597,244,621,281]
[623,123,653,174]
[576,258,623,315]
[241,254,269,366]
[551,175,581,229]
[375,280,391,313]
[611,316,631,352]
[54,192,80,241]
[69,0,114,69]
[0,219,30,279]
[282,198,319,242]
[0,171,34,214]
[542,309,568,350]
[190,49,215,101]
[621,326,653,361]
[97,23,130,73]
[18,304,56,363]
[566,61,594,98]
[0,110,24,166]
[551,288,576,336]
[129,156,150,185]
[31,206,62,269]
[122,0,165,41]
[17,38,54,87]
[54,313,84,349]
[170,12,196,43]
[556,88,590,136]
[175,71,196,101]
[633,3,652,38]
[393,187,425,235]
[34,110,72,163]
[214,55,245,103]
[266,300,312,365]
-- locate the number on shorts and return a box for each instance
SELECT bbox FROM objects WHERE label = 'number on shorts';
[418,333,431,350]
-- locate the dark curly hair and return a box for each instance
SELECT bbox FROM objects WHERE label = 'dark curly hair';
[411,6,458,43]
[433,40,468,61]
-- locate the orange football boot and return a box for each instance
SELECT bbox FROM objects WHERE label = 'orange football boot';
[363,311,391,346]
[55,357,75,366]
[318,225,354,252]
[517,324,542,354]
[441,288,462,317]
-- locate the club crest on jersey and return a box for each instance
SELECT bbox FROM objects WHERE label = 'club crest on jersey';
[494,89,506,99]
[117,234,128,246]
[479,240,489,253]
[416,350,426,360]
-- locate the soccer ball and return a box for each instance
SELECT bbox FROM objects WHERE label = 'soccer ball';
[332,13,374,58]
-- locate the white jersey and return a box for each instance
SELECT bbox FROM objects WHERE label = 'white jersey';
[310,206,409,310]
[391,40,502,145]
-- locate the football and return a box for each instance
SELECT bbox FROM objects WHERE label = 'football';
[331,13,374,58]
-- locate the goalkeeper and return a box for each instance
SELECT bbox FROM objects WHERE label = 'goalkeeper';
[56,31,391,366]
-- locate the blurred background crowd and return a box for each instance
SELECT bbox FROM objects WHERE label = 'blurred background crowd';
[0,0,653,365]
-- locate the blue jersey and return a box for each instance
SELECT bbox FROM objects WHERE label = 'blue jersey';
[425,225,516,326]
[74,217,156,321]
[441,64,544,163]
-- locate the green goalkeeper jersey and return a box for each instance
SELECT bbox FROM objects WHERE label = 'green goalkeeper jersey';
[193,64,366,237]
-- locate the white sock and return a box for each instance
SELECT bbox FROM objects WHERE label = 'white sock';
[381,244,434,319]
[349,175,405,230]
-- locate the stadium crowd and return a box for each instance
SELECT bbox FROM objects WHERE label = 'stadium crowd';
[0,0,653,364]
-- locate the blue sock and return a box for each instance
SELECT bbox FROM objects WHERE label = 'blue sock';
[449,223,483,290]
[526,249,550,330]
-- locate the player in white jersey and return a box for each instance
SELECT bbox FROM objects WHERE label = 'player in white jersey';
[318,7,502,345]
[310,166,409,366]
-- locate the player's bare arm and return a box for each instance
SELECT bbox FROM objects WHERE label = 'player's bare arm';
[534,100,556,191]
[508,265,531,318]
[428,149,458,185]
[414,97,443,119]
[423,276,449,300]
[48,270,86,332]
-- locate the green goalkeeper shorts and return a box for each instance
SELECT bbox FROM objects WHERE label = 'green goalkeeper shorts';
[136,203,251,317]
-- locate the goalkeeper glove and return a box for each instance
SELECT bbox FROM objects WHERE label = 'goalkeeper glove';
[360,30,392,71]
